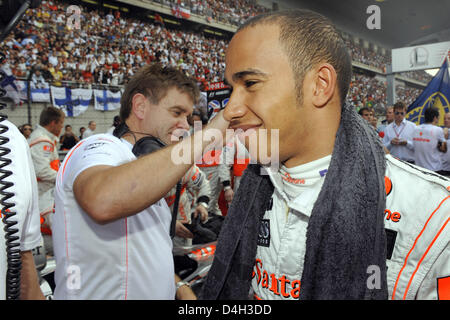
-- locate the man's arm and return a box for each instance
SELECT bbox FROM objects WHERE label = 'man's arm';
[175,274,196,300]
[20,251,45,300]
[74,112,229,224]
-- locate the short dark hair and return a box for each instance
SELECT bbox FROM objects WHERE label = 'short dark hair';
[65,124,72,129]
[358,107,370,116]
[393,101,406,111]
[120,63,200,121]
[424,107,439,123]
[39,106,64,126]
[238,9,352,107]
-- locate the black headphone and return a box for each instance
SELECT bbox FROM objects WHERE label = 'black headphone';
[113,122,166,157]
[113,121,180,238]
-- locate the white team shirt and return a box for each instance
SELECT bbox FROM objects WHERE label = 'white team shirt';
[441,137,450,171]
[53,134,175,300]
[383,119,416,162]
[413,123,445,171]
[0,120,42,300]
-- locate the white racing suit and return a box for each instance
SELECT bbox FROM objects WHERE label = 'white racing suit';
[385,156,449,300]
[223,137,251,193]
[197,148,231,216]
[165,164,211,246]
[28,125,60,254]
[251,155,449,300]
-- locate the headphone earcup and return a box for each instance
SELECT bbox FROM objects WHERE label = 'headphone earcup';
[131,136,166,157]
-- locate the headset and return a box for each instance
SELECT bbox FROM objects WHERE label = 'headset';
[113,122,181,238]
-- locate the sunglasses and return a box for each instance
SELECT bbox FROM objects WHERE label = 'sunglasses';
[395,112,405,115]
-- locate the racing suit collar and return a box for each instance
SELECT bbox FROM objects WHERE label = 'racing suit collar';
[262,156,330,218]
[37,124,59,143]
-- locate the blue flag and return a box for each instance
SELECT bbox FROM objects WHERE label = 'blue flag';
[406,59,450,126]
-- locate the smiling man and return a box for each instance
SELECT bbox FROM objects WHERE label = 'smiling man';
[200,9,389,300]
[201,9,450,301]
[52,64,230,299]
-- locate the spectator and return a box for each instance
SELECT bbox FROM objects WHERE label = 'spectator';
[27,106,65,256]
[413,107,447,172]
[82,120,96,138]
[51,63,229,299]
[19,123,33,139]
[377,106,394,134]
[358,106,373,123]
[106,115,121,135]
[382,101,416,163]
[79,126,85,140]
[59,124,79,150]
[439,112,450,176]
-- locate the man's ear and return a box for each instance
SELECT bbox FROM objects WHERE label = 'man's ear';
[311,63,337,108]
[131,93,148,120]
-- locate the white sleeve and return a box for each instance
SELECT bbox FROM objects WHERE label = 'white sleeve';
[184,165,211,201]
[61,135,133,188]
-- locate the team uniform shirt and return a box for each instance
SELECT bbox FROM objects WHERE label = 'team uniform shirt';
[197,148,231,216]
[250,154,450,300]
[28,125,60,216]
[413,123,445,171]
[0,120,42,300]
[442,137,450,172]
[165,164,211,247]
[383,119,416,162]
[251,155,331,300]
[165,165,211,224]
[53,134,175,300]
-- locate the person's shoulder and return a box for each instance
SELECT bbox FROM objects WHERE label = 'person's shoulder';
[80,133,122,147]
[405,120,417,127]
[386,155,449,191]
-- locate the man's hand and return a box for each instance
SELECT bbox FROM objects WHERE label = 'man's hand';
[391,138,400,145]
[224,188,234,204]
[193,204,208,222]
[175,220,193,239]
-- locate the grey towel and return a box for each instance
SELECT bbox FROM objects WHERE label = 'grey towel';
[200,104,388,300]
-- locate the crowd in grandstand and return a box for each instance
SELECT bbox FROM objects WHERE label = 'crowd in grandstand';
[157,0,270,26]
[0,0,430,108]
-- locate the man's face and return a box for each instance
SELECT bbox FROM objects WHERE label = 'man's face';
[144,87,194,145]
[51,117,65,137]
[361,110,372,122]
[223,24,306,165]
[89,122,96,131]
[386,107,394,123]
[394,107,406,123]
[444,113,450,128]
[22,125,32,138]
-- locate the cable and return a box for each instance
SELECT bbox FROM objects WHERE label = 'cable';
[0,52,22,300]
